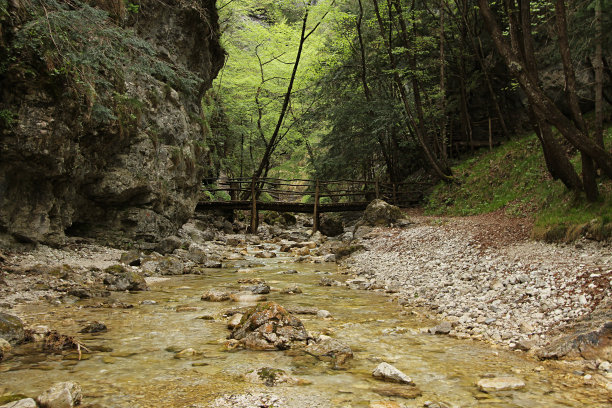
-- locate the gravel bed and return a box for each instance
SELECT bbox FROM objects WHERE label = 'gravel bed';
[344,214,612,349]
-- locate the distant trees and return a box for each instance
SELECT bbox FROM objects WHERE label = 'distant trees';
[210,0,609,198]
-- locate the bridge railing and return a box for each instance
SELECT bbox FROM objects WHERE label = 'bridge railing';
[201,177,426,233]
[203,177,425,207]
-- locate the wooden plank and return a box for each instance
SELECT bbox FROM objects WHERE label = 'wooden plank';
[250,179,258,233]
[313,180,320,233]
[196,199,420,213]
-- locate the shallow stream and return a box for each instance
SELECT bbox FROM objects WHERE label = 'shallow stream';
[0,245,609,407]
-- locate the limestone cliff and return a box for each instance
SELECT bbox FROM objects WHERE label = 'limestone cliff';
[0,0,224,246]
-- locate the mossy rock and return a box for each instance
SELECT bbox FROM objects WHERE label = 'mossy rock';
[0,313,25,344]
[532,221,612,243]
[103,264,148,291]
[333,244,365,260]
[531,225,567,243]
[0,395,29,405]
[361,199,405,227]
[255,367,286,384]
[104,264,127,275]
[48,264,74,278]
[263,211,297,226]
[319,214,344,237]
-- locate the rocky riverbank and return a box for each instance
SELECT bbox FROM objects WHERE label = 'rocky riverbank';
[1,203,611,406]
[0,214,334,312]
[343,210,611,363]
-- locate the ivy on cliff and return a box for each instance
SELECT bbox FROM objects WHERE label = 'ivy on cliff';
[5,0,203,124]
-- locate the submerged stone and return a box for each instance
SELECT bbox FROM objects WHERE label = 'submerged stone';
[0,398,37,408]
[372,362,414,384]
[36,381,82,408]
[476,377,525,392]
[304,335,353,369]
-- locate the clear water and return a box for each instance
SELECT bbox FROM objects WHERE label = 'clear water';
[0,246,609,407]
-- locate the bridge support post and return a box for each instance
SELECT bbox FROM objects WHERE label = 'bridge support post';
[312,180,320,233]
[250,178,258,233]
[375,180,380,199]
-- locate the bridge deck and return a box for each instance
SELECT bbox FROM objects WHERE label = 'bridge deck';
[196,200,370,213]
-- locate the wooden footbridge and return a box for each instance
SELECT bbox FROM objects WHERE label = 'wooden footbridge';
[197,177,426,232]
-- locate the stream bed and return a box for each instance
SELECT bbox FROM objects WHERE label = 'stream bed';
[0,245,609,407]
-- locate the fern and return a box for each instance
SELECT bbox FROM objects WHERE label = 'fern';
[9,0,204,124]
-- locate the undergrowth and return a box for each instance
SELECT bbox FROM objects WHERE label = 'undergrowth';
[4,0,203,125]
[426,125,612,241]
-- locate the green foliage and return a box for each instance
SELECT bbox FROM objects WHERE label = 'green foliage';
[7,0,202,125]
[0,109,16,128]
[211,0,340,179]
[0,0,8,17]
[126,2,140,13]
[426,126,612,240]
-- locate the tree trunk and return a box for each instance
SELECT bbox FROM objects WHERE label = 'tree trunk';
[458,0,474,152]
[514,0,582,191]
[478,0,612,179]
[377,0,453,181]
[439,0,448,160]
[593,0,604,151]
[554,0,597,200]
[357,0,397,180]
[250,8,310,186]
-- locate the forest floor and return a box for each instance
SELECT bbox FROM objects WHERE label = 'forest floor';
[344,208,612,360]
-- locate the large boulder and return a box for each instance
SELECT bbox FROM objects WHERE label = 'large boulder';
[538,318,612,361]
[372,362,414,384]
[155,236,183,255]
[229,302,309,350]
[319,214,344,237]
[359,199,405,227]
[0,313,25,344]
[476,377,525,392]
[263,211,297,227]
[201,289,231,302]
[140,255,184,276]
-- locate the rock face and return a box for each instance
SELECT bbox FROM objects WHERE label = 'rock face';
[36,381,82,408]
[229,302,309,350]
[0,0,224,246]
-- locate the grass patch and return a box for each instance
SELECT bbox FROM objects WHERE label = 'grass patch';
[426,125,612,242]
